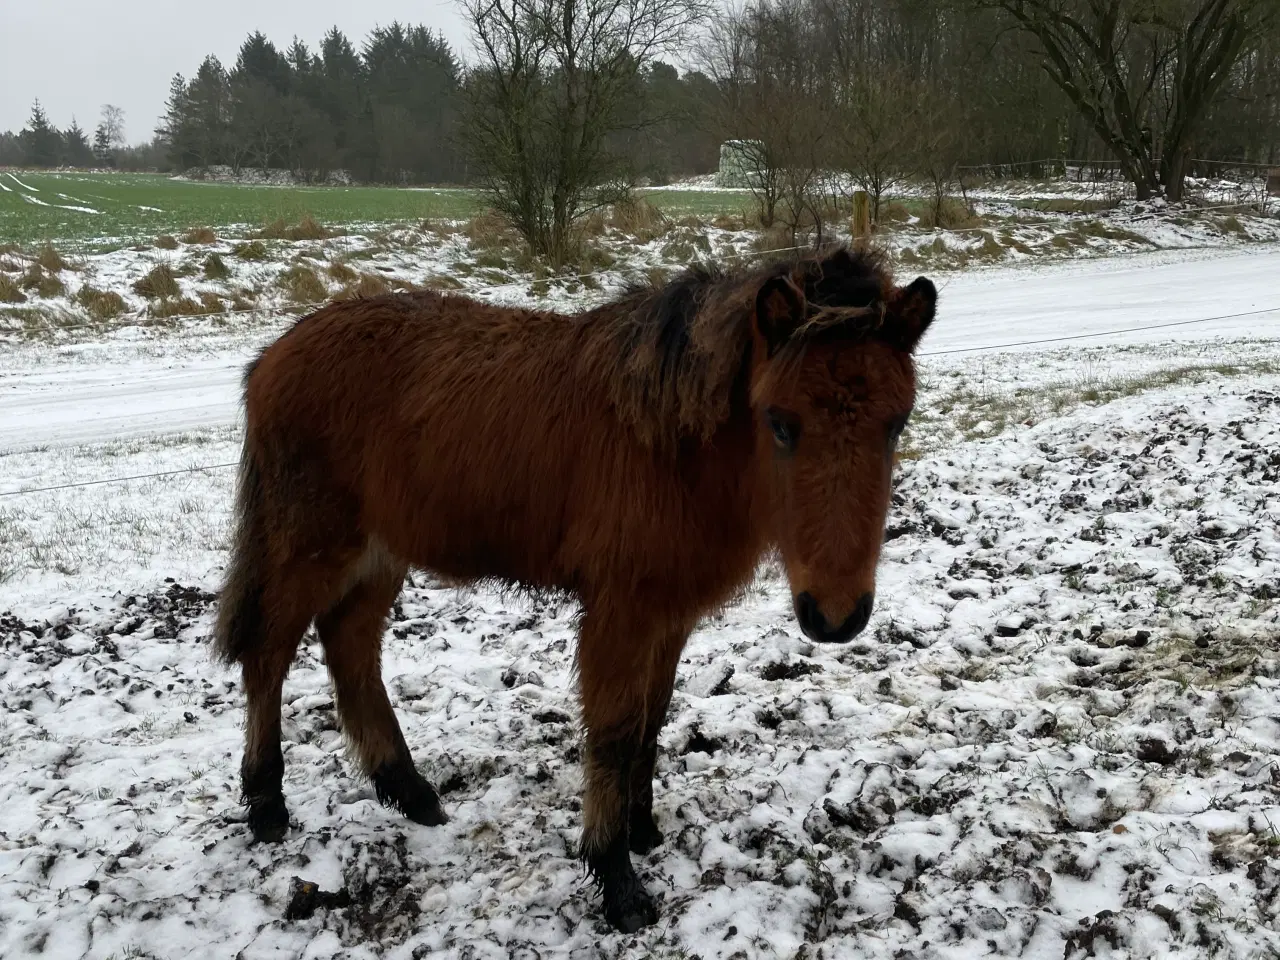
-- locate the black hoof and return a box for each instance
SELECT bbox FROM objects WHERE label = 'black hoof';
[373,762,448,826]
[604,882,659,933]
[247,793,290,843]
[629,811,663,855]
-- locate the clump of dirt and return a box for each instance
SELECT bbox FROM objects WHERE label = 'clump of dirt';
[760,659,823,682]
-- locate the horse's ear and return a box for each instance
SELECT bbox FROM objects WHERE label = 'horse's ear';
[883,276,937,353]
[754,275,805,357]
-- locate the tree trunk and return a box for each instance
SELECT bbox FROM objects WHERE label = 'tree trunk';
[1163,148,1189,202]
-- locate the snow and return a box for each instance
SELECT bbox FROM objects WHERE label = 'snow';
[2,244,1280,958]
[3,246,1277,453]
[6,171,40,191]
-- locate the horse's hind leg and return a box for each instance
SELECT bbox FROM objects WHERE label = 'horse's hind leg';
[577,606,663,932]
[239,582,315,842]
[316,552,446,827]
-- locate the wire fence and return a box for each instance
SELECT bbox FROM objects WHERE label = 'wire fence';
[3,300,1276,499]
[951,157,1276,211]
[4,172,1279,499]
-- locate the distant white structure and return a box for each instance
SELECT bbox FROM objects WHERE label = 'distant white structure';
[716,140,764,188]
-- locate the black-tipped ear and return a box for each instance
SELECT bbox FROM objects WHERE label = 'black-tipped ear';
[884,276,937,353]
[754,275,806,357]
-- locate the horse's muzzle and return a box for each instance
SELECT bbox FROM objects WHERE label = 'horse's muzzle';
[795,591,874,643]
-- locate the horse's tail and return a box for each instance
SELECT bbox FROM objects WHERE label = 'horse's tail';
[213,433,269,665]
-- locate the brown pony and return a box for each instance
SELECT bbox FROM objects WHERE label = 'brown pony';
[213,245,937,931]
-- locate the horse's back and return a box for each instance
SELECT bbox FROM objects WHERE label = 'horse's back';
[243,292,585,584]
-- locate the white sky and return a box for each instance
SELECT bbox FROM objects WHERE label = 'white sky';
[0,0,474,140]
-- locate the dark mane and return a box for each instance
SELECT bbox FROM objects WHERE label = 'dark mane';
[580,245,893,444]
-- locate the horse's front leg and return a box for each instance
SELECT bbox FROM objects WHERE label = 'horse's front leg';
[628,626,688,855]
[576,608,661,932]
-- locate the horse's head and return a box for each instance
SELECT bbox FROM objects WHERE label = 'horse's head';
[747,248,936,643]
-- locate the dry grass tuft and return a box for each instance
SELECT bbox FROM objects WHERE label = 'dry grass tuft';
[181,227,218,245]
[918,197,983,230]
[751,222,794,252]
[75,285,127,322]
[423,274,464,291]
[147,296,202,319]
[203,253,231,281]
[132,264,181,299]
[326,260,358,283]
[0,274,27,304]
[278,265,329,304]
[34,243,72,273]
[463,211,518,250]
[880,200,912,223]
[611,197,670,241]
[335,272,392,300]
[155,235,180,250]
[20,265,66,299]
[233,240,269,261]
[255,214,335,242]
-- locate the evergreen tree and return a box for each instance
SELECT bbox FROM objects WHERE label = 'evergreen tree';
[156,75,193,168]
[63,117,95,166]
[92,123,113,166]
[19,100,61,167]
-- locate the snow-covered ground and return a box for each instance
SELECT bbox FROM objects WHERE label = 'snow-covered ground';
[2,246,1277,453]
[2,245,1280,959]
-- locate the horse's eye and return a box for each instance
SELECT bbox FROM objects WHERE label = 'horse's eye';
[767,408,799,452]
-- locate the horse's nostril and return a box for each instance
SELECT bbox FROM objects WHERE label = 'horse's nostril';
[849,592,874,636]
[795,591,874,643]
[795,591,825,640]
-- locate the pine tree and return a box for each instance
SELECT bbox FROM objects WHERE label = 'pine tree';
[63,117,95,166]
[93,123,113,166]
[156,75,193,168]
[19,100,60,167]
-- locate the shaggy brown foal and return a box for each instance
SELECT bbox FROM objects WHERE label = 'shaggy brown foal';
[214,245,936,931]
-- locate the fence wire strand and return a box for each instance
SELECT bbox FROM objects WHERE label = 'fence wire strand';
[4,301,1277,498]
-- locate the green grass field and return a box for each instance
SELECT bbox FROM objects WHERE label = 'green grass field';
[0,171,753,251]
[0,171,489,250]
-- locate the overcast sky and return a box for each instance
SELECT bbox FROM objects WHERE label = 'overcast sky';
[0,0,475,139]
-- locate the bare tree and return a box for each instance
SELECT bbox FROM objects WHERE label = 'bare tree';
[459,0,709,265]
[988,0,1278,200]
[833,71,934,221]
[702,0,833,235]
[100,105,126,148]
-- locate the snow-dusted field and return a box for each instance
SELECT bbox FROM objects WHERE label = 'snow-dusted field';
[2,246,1280,959]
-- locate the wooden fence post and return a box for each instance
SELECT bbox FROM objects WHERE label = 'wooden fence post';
[852,190,871,240]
